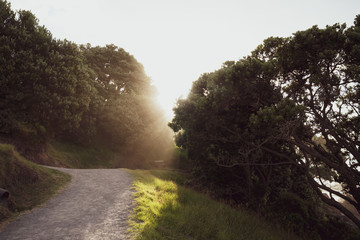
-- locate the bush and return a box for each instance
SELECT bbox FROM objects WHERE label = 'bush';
[268,192,323,239]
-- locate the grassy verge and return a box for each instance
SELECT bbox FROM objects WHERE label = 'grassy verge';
[127,169,301,240]
[0,143,71,227]
[47,141,118,168]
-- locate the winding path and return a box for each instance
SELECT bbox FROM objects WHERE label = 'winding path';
[0,167,134,240]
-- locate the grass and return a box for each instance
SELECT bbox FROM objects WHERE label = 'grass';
[0,143,71,227]
[47,141,119,168]
[127,169,301,240]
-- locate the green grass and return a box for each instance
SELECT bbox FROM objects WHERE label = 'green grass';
[127,169,301,240]
[0,143,71,226]
[47,141,119,168]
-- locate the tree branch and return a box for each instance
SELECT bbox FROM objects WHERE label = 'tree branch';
[305,170,360,229]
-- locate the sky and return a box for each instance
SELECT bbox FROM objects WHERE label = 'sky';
[7,0,360,119]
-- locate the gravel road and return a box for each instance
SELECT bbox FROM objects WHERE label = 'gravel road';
[0,167,134,240]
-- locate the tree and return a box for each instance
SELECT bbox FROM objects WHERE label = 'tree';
[0,0,172,168]
[170,16,360,230]
[80,44,171,166]
[0,1,92,140]
[169,57,314,211]
[250,19,360,228]
[80,44,154,100]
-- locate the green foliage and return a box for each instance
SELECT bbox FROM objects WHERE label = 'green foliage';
[80,44,154,98]
[269,192,324,239]
[77,43,157,148]
[256,20,360,229]
[170,14,360,234]
[169,55,303,209]
[0,0,173,168]
[0,2,92,137]
[69,43,172,166]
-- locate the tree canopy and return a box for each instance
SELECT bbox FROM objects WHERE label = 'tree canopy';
[170,16,360,233]
[0,0,171,167]
[0,2,92,138]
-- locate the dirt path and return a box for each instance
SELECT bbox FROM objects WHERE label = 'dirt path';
[0,167,134,240]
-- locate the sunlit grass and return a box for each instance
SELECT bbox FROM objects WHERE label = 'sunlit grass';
[127,169,301,240]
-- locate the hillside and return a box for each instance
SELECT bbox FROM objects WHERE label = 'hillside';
[0,143,71,226]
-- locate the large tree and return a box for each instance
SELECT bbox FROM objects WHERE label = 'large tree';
[170,16,360,229]
[169,58,315,212]
[250,17,360,228]
[80,44,171,165]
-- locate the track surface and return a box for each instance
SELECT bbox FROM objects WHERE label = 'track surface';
[0,168,134,240]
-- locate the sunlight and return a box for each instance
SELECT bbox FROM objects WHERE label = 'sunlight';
[8,0,358,124]
[143,52,225,121]
[156,90,179,120]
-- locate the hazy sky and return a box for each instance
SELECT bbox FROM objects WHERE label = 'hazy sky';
[7,0,360,118]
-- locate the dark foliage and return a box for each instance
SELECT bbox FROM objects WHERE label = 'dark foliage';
[170,15,360,237]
